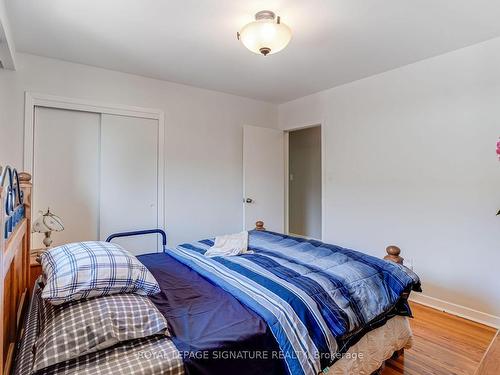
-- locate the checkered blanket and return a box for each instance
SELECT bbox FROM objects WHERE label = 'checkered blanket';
[14,282,184,375]
[34,293,171,371]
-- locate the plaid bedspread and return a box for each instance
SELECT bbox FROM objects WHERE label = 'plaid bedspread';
[169,230,420,375]
[14,281,184,375]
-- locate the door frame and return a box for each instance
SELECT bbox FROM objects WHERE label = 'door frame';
[284,123,323,240]
[23,91,166,234]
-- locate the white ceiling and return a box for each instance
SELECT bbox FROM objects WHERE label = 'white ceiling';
[6,0,500,103]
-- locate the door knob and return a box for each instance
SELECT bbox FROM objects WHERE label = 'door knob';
[245,198,253,203]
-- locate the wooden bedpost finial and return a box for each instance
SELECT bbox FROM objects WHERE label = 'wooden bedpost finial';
[385,245,403,264]
[18,172,32,205]
[18,172,32,184]
[255,221,265,231]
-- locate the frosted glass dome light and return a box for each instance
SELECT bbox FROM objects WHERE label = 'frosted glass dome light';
[237,10,292,56]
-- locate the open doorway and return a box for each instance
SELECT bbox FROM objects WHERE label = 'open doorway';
[287,125,322,239]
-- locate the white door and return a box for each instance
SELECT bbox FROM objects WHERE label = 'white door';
[243,125,284,232]
[99,114,160,254]
[33,107,101,248]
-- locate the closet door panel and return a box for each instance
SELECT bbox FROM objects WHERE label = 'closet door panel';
[33,107,101,248]
[100,114,159,254]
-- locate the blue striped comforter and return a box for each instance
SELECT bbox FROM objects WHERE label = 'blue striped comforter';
[169,230,420,375]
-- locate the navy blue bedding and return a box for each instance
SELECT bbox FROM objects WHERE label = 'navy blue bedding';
[169,231,421,375]
[138,253,286,375]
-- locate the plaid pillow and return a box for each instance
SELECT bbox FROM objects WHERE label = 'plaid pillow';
[40,241,160,304]
[33,293,170,372]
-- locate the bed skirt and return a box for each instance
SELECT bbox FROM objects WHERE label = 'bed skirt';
[328,316,412,374]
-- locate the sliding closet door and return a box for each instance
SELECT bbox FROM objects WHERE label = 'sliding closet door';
[33,107,101,248]
[99,114,159,254]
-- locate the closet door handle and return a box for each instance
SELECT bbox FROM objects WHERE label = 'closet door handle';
[245,198,254,203]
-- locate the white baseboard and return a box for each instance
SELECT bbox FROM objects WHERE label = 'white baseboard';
[410,293,500,329]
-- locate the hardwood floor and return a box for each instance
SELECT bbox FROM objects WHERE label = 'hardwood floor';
[475,331,500,375]
[383,302,497,375]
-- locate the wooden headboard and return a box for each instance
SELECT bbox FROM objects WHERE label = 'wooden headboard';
[0,167,32,375]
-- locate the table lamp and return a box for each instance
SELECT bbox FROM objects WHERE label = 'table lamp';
[33,208,64,252]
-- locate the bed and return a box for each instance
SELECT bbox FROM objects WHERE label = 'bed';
[2,169,420,375]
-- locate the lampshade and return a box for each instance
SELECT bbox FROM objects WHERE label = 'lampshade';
[33,208,64,233]
[238,10,292,56]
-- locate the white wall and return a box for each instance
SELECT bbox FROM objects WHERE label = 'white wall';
[0,53,278,245]
[289,126,322,239]
[2,37,498,325]
[279,37,500,325]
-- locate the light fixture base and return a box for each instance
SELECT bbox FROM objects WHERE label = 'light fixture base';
[259,47,271,56]
[255,10,276,21]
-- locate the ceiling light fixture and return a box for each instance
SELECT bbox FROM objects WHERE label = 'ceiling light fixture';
[237,10,292,56]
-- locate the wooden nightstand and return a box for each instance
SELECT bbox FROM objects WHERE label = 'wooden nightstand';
[29,252,43,292]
